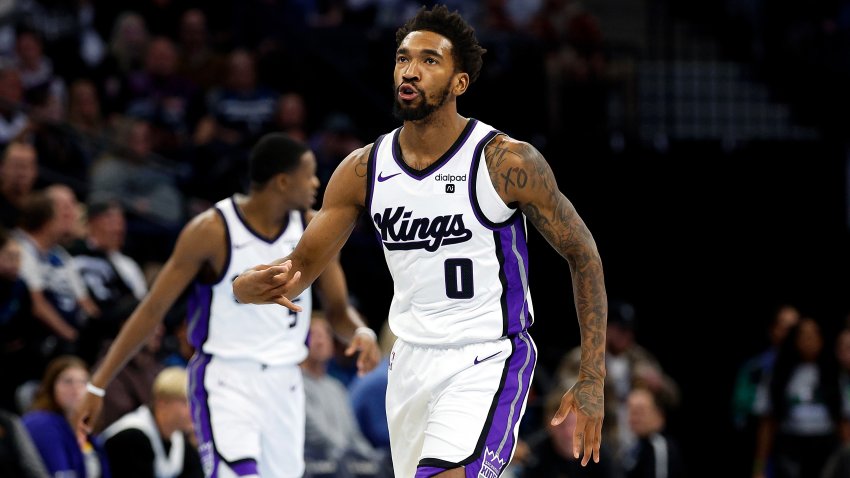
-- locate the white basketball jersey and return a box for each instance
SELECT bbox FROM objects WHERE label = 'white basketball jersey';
[367,119,534,346]
[187,197,312,365]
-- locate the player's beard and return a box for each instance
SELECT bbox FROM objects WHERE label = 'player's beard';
[393,80,451,122]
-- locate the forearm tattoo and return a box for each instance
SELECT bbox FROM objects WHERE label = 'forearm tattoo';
[486,139,607,406]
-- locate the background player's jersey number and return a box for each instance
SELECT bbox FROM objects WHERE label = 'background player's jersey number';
[444,258,473,299]
[287,297,301,327]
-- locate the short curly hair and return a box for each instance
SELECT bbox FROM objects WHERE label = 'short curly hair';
[395,4,487,84]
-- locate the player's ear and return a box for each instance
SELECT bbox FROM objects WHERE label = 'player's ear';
[274,172,290,192]
[453,72,469,97]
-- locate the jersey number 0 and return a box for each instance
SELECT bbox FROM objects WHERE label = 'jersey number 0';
[444,258,474,299]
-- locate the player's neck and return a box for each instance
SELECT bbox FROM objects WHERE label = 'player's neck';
[399,112,468,169]
[238,193,291,238]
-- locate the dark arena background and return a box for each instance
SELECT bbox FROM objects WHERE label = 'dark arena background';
[1,1,849,477]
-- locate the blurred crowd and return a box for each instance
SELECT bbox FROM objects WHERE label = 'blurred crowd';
[0,1,846,478]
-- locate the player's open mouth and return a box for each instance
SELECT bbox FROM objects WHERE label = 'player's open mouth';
[398,84,419,101]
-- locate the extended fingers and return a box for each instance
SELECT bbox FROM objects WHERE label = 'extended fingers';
[593,419,603,463]
[580,421,595,466]
[574,418,603,466]
[274,294,303,312]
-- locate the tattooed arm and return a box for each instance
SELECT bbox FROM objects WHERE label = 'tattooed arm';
[484,135,607,466]
[232,145,372,307]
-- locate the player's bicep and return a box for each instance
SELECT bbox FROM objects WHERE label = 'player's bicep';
[292,147,370,278]
[505,143,596,258]
[141,215,219,312]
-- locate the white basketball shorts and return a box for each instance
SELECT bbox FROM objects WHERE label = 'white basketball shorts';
[386,330,536,478]
[188,353,305,477]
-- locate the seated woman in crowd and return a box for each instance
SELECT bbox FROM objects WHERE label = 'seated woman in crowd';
[23,355,111,477]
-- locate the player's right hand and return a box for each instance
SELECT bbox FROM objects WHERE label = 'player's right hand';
[71,392,102,448]
[551,377,605,466]
[232,261,302,311]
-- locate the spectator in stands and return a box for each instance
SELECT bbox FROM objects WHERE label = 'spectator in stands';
[0,227,41,412]
[70,200,147,333]
[89,116,185,264]
[100,366,202,478]
[66,78,108,165]
[302,312,388,477]
[22,69,90,198]
[11,0,102,79]
[0,408,50,477]
[731,304,800,471]
[97,12,150,117]
[623,386,685,478]
[191,49,278,200]
[176,8,226,93]
[46,183,87,246]
[197,48,278,144]
[0,63,28,147]
[13,27,66,111]
[0,140,38,229]
[22,355,111,477]
[14,188,99,361]
[124,36,200,156]
[309,112,364,207]
[752,317,847,478]
[274,91,308,143]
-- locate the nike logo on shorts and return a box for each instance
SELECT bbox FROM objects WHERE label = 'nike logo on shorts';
[377,172,401,182]
[474,351,501,365]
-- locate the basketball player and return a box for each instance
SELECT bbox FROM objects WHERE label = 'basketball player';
[232,5,607,478]
[72,133,381,478]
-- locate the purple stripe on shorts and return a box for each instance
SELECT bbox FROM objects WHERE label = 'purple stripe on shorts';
[187,283,213,349]
[415,465,449,478]
[188,352,220,477]
[465,332,536,478]
[497,218,531,336]
[230,459,259,476]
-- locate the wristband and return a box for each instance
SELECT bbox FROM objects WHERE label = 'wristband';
[354,327,377,342]
[86,382,105,398]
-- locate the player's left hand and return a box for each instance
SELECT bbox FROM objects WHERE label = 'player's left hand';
[345,329,381,376]
[551,377,605,466]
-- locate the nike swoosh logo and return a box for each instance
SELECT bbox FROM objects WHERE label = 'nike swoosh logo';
[377,172,401,182]
[234,241,252,249]
[474,351,501,365]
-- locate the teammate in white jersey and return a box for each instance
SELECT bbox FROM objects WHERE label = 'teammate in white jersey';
[233,5,607,478]
[71,133,380,478]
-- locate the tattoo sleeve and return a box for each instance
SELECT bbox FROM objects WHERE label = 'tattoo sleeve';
[486,139,607,395]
